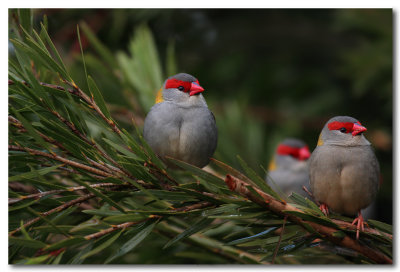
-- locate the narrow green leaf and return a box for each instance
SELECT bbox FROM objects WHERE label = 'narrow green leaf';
[87,76,111,119]
[18,9,32,35]
[9,199,40,211]
[33,225,73,234]
[17,254,50,264]
[120,129,148,160]
[304,198,325,216]
[176,187,220,204]
[30,28,49,53]
[208,212,266,219]
[226,227,277,245]
[201,204,239,216]
[138,134,166,169]
[12,36,68,81]
[51,250,65,264]
[19,220,31,240]
[236,155,282,200]
[68,242,94,264]
[367,219,392,235]
[39,22,70,80]
[77,25,89,92]
[43,237,86,251]
[289,192,309,207]
[27,207,71,237]
[80,230,123,260]
[9,164,62,182]
[103,214,147,224]
[284,210,339,229]
[69,219,103,233]
[105,221,157,263]
[132,190,197,202]
[102,138,139,159]
[11,39,54,107]
[82,209,123,217]
[167,157,225,188]
[237,231,299,247]
[211,158,258,187]
[73,179,126,213]
[163,217,214,249]
[9,236,48,249]
[11,108,51,151]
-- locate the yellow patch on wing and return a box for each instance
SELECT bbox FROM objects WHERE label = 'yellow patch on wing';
[155,88,164,104]
[317,133,324,146]
[268,157,277,171]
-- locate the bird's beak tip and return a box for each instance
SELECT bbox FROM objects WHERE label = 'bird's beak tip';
[189,82,204,96]
[352,123,367,136]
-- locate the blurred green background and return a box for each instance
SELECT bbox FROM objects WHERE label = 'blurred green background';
[14,9,392,223]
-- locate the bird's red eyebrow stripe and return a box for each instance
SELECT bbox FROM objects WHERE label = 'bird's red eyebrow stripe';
[327,121,355,131]
[165,79,191,92]
[277,144,300,156]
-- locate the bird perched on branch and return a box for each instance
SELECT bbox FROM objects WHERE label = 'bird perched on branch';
[309,116,380,239]
[266,138,311,197]
[143,73,218,168]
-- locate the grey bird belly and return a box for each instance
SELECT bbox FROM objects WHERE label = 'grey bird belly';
[143,102,217,168]
[309,145,379,215]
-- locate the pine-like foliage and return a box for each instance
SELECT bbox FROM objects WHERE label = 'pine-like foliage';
[8,10,392,264]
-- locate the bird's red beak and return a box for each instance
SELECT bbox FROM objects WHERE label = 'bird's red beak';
[298,146,311,160]
[189,82,204,96]
[352,123,367,136]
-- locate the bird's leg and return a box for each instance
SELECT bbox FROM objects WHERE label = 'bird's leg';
[351,211,365,240]
[319,203,329,216]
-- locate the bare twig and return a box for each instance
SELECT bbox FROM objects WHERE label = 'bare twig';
[173,201,214,212]
[272,215,287,264]
[9,145,113,178]
[224,174,392,264]
[84,217,156,240]
[9,193,96,236]
[9,182,133,205]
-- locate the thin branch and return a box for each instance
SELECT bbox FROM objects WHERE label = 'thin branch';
[9,115,68,152]
[55,165,107,180]
[9,145,113,178]
[224,174,392,264]
[173,201,214,212]
[271,215,287,264]
[84,217,155,240]
[9,182,133,205]
[9,193,96,236]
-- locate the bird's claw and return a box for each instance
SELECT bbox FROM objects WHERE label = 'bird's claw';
[351,211,365,240]
[319,203,329,216]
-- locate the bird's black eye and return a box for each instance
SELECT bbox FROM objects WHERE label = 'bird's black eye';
[178,86,185,91]
[340,127,347,133]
